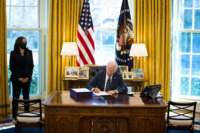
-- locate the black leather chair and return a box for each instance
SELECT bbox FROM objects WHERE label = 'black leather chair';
[166,101,197,133]
[13,99,44,133]
[89,65,106,79]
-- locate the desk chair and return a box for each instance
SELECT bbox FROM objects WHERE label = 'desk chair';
[166,101,197,133]
[13,99,44,133]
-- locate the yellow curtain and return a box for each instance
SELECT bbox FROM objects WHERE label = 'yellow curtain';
[0,0,10,120]
[134,0,171,101]
[48,0,83,94]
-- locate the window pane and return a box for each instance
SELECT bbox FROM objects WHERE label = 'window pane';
[179,32,191,52]
[7,0,24,6]
[90,0,105,6]
[180,55,190,75]
[25,0,39,6]
[191,78,200,96]
[91,8,101,27]
[103,18,116,28]
[194,10,200,29]
[180,77,189,95]
[7,6,39,28]
[192,55,200,75]
[91,0,123,65]
[94,45,115,65]
[94,30,101,43]
[7,30,39,52]
[7,0,38,6]
[195,0,200,8]
[192,33,200,53]
[30,64,39,95]
[184,0,193,7]
[184,9,192,29]
[102,31,115,45]
[7,30,40,96]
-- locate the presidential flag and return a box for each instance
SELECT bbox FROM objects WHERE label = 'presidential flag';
[115,0,134,70]
[77,0,95,66]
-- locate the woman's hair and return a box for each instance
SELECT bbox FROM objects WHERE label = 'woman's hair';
[14,36,26,51]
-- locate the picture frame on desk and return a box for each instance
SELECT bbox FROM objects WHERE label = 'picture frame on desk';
[119,65,128,73]
[132,69,144,79]
[65,67,79,78]
[79,67,89,79]
[122,72,133,80]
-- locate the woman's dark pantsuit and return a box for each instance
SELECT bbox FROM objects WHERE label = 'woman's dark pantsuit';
[12,80,30,118]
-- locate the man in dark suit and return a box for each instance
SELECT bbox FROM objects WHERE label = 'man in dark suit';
[87,61,127,95]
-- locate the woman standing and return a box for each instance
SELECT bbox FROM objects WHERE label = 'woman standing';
[9,36,34,118]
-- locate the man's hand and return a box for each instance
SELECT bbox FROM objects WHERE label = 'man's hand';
[91,88,101,93]
[107,90,118,95]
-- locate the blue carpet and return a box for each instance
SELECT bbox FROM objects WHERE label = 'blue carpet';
[169,130,200,133]
[0,128,199,133]
[0,127,44,133]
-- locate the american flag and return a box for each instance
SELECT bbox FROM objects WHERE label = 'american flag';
[77,0,95,66]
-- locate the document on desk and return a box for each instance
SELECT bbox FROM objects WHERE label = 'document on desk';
[72,88,91,92]
[93,91,111,96]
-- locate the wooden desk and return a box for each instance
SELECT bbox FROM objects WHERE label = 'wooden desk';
[44,91,167,133]
[64,78,146,91]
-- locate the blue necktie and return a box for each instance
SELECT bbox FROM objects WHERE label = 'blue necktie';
[105,77,111,91]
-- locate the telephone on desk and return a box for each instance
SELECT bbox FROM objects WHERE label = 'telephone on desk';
[140,84,161,99]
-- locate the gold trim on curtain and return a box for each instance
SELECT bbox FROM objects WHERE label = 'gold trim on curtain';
[0,0,10,120]
[134,0,171,101]
[48,0,83,94]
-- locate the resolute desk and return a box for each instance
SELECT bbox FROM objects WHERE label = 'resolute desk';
[44,91,166,133]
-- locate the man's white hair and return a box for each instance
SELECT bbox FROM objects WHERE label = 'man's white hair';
[107,61,118,72]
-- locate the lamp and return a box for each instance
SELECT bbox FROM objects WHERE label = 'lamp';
[61,42,79,66]
[129,43,148,69]
[61,42,79,56]
[130,43,148,57]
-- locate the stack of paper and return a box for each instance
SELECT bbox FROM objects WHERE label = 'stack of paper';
[93,91,111,96]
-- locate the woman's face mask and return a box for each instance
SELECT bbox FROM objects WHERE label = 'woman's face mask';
[20,39,27,49]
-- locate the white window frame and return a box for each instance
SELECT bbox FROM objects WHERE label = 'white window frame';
[171,0,200,100]
[6,0,48,98]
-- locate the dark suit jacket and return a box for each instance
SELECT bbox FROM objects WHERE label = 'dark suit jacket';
[87,70,127,94]
[10,49,34,81]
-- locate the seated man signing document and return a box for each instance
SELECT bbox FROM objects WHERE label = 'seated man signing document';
[87,61,127,95]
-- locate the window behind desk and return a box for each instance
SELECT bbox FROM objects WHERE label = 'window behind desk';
[90,0,133,65]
